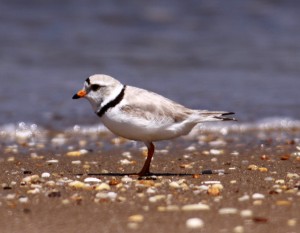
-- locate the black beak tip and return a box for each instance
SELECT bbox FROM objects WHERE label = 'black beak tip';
[72,94,80,99]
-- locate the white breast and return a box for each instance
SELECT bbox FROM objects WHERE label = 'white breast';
[100,106,197,142]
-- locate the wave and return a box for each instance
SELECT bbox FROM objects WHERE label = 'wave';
[199,117,300,134]
[1,117,300,143]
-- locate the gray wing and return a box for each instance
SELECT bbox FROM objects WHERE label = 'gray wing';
[120,86,194,124]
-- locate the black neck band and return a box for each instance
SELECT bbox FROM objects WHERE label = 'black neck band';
[97,85,126,117]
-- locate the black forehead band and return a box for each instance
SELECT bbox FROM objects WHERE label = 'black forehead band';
[85,77,91,85]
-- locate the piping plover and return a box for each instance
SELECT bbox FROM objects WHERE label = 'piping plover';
[73,74,235,176]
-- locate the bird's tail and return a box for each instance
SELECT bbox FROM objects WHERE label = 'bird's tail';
[195,111,236,122]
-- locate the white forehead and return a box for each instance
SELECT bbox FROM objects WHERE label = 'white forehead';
[86,74,120,86]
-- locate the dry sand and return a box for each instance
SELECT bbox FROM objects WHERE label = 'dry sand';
[0,128,300,233]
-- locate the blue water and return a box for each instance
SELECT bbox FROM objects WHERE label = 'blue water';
[1,0,300,130]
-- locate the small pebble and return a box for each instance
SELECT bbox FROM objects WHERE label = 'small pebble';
[280,154,290,160]
[120,159,134,165]
[83,164,91,170]
[212,183,224,189]
[231,151,239,155]
[30,153,41,159]
[185,145,196,151]
[71,160,82,165]
[252,217,268,223]
[219,208,238,215]
[41,172,51,178]
[253,200,263,205]
[258,167,268,172]
[95,192,117,201]
[62,199,70,205]
[146,187,156,194]
[209,140,226,147]
[183,154,191,159]
[211,157,218,162]
[109,178,120,186]
[149,195,166,203]
[247,164,258,171]
[138,180,155,187]
[51,136,66,146]
[22,175,40,184]
[260,154,269,160]
[23,170,32,175]
[240,209,253,218]
[157,205,180,212]
[287,173,299,179]
[182,203,210,211]
[210,149,224,155]
[70,193,83,204]
[287,218,297,227]
[202,150,210,155]
[275,179,285,185]
[156,149,168,154]
[179,163,193,169]
[7,156,16,162]
[233,226,244,233]
[84,177,101,183]
[128,214,144,223]
[107,192,117,201]
[252,193,265,199]
[192,174,201,179]
[118,196,126,202]
[121,176,133,183]
[111,137,127,145]
[45,181,55,187]
[202,181,221,185]
[46,159,59,164]
[197,185,209,191]
[276,200,291,206]
[66,149,88,157]
[27,188,40,194]
[207,186,221,196]
[169,181,180,189]
[264,177,274,182]
[127,223,139,230]
[95,183,111,191]
[238,195,250,202]
[6,194,16,200]
[186,218,204,229]
[68,181,86,189]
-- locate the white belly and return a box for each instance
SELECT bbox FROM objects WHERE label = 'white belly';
[100,109,196,142]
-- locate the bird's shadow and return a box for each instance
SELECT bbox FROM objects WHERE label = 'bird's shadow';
[75,170,227,179]
[76,172,193,177]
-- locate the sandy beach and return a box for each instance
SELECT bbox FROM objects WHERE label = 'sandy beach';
[1,125,299,233]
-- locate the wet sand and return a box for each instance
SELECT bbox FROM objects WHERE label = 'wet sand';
[0,127,300,233]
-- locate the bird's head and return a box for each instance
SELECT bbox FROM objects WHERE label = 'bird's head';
[72,74,123,111]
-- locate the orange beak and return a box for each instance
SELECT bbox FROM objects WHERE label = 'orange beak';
[72,90,86,99]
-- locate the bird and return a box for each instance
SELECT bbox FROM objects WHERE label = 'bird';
[72,74,235,176]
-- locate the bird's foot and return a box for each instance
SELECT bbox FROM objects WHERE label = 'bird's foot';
[137,169,155,178]
[137,171,152,177]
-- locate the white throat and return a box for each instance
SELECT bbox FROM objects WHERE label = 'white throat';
[98,84,124,111]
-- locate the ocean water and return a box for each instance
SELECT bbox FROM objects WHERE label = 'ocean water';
[1,0,300,136]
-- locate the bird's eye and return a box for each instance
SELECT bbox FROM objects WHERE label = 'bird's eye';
[91,84,101,91]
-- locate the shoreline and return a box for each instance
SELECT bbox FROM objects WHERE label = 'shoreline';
[1,128,300,233]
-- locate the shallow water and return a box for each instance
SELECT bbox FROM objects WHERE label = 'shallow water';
[1,0,300,131]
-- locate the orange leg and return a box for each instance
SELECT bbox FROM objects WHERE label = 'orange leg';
[138,142,155,176]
